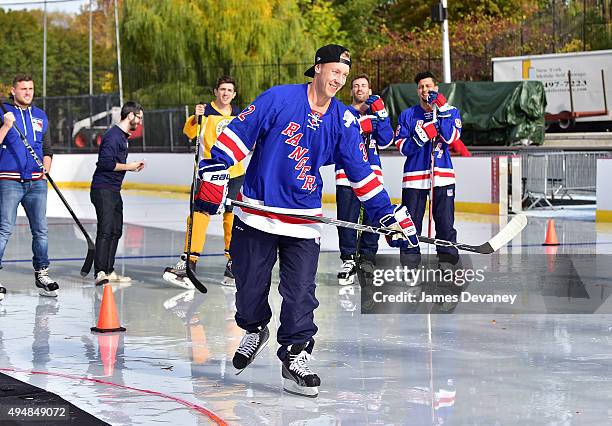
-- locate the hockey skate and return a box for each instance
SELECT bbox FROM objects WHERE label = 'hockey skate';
[233,325,269,374]
[356,258,375,287]
[282,343,320,398]
[34,268,59,297]
[162,254,195,290]
[0,284,6,302]
[337,258,357,286]
[222,259,235,286]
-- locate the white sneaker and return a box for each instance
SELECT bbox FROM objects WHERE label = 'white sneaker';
[108,271,132,283]
[95,271,109,286]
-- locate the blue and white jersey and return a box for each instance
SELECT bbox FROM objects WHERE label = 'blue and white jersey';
[205,83,395,238]
[0,103,48,180]
[335,104,393,187]
[394,104,461,189]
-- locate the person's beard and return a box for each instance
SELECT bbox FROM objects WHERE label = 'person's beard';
[129,119,139,131]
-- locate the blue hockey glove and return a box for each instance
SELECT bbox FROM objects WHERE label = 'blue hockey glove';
[365,95,388,121]
[194,160,230,215]
[427,91,447,108]
[380,205,419,248]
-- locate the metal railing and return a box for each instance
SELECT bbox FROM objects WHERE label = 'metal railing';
[522,151,610,209]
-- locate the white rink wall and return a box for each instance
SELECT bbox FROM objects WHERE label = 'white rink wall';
[51,153,506,214]
[596,158,612,221]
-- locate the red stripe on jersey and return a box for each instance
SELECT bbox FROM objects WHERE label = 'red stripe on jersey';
[239,206,322,225]
[402,171,455,182]
[218,132,247,162]
[353,176,381,198]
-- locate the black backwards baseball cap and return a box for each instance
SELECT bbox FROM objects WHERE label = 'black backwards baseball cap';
[304,44,352,78]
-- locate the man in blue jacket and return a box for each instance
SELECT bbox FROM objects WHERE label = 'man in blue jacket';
[0,74,58,300]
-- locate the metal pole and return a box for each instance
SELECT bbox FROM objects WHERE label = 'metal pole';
[43,0,47,109]
[552,0,556,53]
[89,0,93,97]
[89,0,93,137]
[582,0,586,51]
[114,0,124,105]
[441,0,451,82]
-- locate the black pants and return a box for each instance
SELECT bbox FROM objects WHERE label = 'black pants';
[401,185,458,267]
[90,188,123,275]
[230,217,319,360]
[336,185,379,262]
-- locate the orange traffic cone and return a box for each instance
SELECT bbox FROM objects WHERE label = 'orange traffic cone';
[542,219,560,246]
[91,285,126,333]
[97,333,120,376]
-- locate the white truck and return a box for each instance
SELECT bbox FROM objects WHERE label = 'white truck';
[492,50,611,131]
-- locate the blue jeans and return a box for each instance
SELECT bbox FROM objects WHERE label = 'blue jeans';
[0,179,49,270]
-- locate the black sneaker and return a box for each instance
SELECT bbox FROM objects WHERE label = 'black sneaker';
[222,259,235,286]
[232,326,269,374]
[282,342,320,397]
[34,267,59,297]
[0,284,6,302]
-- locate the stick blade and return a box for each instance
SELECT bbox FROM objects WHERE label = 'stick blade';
[487,214,528,252]
[186,264,208,294]
[80,247,95,277]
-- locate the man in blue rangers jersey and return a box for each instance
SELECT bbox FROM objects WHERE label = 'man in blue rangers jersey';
[394,71,462,269]
[193,44,418,397]
[335,73,394,285]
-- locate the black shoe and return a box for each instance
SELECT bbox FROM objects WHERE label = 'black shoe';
[0,284,6,302]
[282,343,320,397]
[34,267,59,297]
[233,326,270,373]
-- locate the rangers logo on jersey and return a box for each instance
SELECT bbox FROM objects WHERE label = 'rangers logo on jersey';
[32,117,44,132]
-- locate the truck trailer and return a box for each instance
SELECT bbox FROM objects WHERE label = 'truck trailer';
[492,50,611,131]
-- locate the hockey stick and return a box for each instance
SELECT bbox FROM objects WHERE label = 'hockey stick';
[184,111,207,294]
[0,102,95,276]
[427,104,437,244]
[229,199,527,254]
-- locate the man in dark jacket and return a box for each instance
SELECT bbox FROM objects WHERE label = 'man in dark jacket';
[91,101,145,286]
[0,74,58,300]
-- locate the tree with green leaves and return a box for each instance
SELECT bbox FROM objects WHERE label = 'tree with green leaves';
[121,0,318,107]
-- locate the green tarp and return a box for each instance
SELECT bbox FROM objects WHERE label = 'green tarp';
[382,81,547,146]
